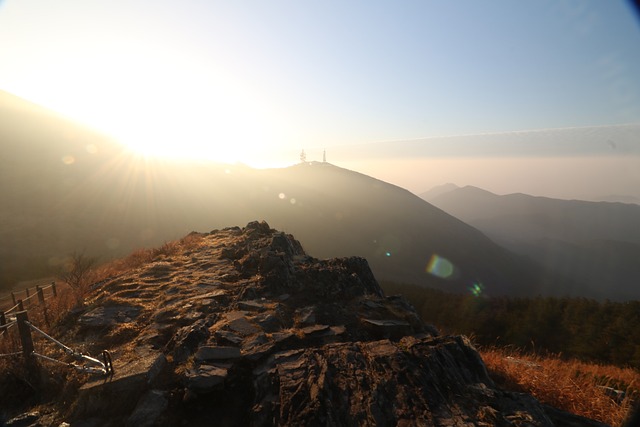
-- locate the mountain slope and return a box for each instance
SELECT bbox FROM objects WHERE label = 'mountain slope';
[0,222,606,426]
[424,185,640,300]
[1,90,568,298]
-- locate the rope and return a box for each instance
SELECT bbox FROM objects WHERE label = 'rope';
[0,351,22,358]
[27,321,79,356]
[33,352,109,375]
[0,320,17,331]
[32,352,71,366]
[4,303,21,315]
[26,321,112,375]
[22,293,37,303]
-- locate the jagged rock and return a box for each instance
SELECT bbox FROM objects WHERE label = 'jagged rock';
[295,306,316,325]
[168,319,210,362]
[125,390,168,427]
[4,411,39,427]
[185,364,228,392]
[214,329,243,345]
[8,221,612,426]
[78,305,141,327]
[227,316,261,336]
[236,300,267,312]
[362,318,413,339]
[195,346,241,361]
[252,312,281,332]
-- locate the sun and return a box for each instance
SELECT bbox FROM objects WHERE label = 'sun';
[12,44,290,167]
[103,71,279,166]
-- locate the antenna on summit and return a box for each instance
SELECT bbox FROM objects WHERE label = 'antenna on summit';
[323,149,326,163]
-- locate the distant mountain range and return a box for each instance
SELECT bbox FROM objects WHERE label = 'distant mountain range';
[422,184,640,301]
[0,89,582,299]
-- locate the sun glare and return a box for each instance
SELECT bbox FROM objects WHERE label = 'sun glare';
[101,70,281,166]
[8,40,290,168]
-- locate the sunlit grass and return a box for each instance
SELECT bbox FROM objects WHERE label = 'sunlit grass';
[95,233,205,279]
[480,346,639,426]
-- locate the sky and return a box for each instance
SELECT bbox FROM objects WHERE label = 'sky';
[1,0,640,198]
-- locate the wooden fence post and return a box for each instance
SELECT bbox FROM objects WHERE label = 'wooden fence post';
[37,286,45,305]
[18,299,24,311]
[0,311,5,337]
[16,310,38,377]
[11,292,16,306]
[16,311,33,356]
[51,282,57,297]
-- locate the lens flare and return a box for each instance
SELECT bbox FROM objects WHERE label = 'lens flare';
[61,155,75,165]
[426,254,455,279]
[374,234,402,258]
[469,282,484,297]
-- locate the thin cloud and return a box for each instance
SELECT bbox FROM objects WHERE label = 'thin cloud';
[329,124,640,159]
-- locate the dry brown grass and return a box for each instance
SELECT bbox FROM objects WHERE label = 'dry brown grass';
[95,233,205,280]
[0,235,206,373]
[480,346,639,426]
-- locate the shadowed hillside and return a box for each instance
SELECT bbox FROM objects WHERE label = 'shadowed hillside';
[1,90,575,298]
[423,185,640,300]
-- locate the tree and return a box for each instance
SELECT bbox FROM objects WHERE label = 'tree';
[58,251,97,304]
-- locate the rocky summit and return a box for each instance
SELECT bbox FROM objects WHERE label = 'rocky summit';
[4,221,607,426]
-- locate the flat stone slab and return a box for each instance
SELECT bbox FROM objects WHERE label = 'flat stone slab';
[237,300,267,311]
[362,319,410,327]
[125,389,168,427]
[228,317,261,335]
[186,365,228,391]
[215,330,243,345]
[79,305,141,327]
[362,340,398,357]
[301,324,331,336]
[75,349,165,419]
[195,346,242,361]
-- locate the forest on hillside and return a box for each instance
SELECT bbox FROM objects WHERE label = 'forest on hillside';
[381,281,640,369]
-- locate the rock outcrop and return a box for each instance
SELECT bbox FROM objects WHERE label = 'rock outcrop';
[3,221,608,426]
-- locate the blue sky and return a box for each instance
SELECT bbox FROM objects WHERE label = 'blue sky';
[1,1,639,198]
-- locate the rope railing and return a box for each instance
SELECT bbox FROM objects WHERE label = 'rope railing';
[0,320,17,333]
[4,303,22,316]
[26,320,113,376]
[0,351,22,359]
[1,282,57,312]
[0,309,114,377]
[0,284,114,379]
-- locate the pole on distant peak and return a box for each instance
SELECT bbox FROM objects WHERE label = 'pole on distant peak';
[300,149,306,163]
[323,149,326,163]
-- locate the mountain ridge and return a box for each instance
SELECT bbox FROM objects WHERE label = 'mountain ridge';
[423,184,640,300]
[0,90,583,299]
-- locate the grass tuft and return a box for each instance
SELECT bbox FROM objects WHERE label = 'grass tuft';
[480,346,639,426]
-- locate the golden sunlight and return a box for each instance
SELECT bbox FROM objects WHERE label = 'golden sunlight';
[104,68,279,165]
[14,43,287,167]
